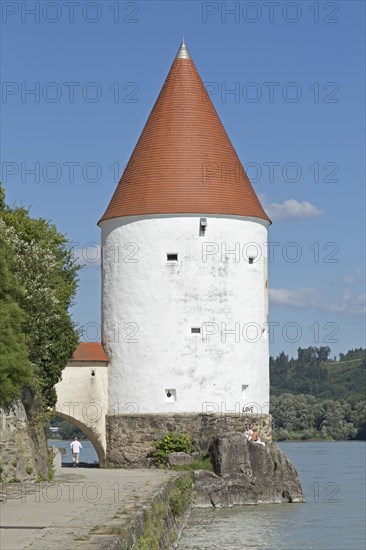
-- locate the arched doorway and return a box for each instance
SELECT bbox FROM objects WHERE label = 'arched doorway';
[49,413,106,465]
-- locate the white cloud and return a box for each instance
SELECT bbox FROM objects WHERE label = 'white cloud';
[269,287,323,308]
[259,195,323,222]
[270,287,366,317]
[326,292,366,316]
[333,268,365,287]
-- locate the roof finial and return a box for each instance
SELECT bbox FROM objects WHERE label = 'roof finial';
[175,38,191,60]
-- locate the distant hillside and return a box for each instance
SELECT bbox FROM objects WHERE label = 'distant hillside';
[270,347,366,400]
[322,356,366,399]
[270,347,366,441]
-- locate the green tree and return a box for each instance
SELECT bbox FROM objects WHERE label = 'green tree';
[0,227,31,405]
[318,400,357,440]
[317,346,331,363]
[0,184,80,408]
[349,401,366,440]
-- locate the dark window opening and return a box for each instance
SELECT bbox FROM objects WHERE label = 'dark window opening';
[248,257,254,264]
[191,327,201,334]
[199,217,207,236]
[167,253,178,262]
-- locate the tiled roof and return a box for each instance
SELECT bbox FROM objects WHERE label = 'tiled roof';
[70,343,109,363]
[99,42,270,225]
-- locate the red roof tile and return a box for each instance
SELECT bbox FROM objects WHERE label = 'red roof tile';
[70,343,109,363]
[99,42,270,225]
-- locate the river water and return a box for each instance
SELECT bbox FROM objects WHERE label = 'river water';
[178,442,366,550]
[48,439,99,464]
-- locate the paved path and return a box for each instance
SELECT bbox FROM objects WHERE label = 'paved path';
[0,468,177,550]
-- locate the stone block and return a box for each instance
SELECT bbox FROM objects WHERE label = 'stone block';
[51,447,62,477]
[167,452,192,466]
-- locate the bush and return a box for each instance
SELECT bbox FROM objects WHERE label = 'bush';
[152,432,193,465]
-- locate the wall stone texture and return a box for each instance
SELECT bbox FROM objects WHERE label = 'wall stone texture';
[106,412,271,467]
[0,391,48,482]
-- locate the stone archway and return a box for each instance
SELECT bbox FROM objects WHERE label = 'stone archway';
[55,358,109,466]
[55,411,106,465]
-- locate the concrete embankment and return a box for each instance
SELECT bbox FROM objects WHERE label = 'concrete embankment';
[0,468,192,550]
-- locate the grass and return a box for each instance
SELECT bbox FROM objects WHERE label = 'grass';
[9,475,21,483]
[138,503,168,550]
[102,525,129,537]
[168,475,193,518]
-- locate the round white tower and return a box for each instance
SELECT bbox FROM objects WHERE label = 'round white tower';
[99,41,271,417]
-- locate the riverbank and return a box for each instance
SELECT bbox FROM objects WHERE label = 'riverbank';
[0,468,192,549]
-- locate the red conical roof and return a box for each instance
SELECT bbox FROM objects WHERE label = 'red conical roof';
[99,42,270,225]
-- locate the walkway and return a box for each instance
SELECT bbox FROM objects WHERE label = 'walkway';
[0,468,177,549]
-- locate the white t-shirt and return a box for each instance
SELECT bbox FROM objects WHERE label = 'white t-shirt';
[70,440,82,453]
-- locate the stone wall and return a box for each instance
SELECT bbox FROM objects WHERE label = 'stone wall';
[0,392,48,482]
[106,412,271,467]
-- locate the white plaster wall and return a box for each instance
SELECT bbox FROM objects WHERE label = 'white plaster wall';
[101,214,270,414]
[55,363,109,458]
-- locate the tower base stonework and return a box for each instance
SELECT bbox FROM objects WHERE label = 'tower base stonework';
[106,413,272,468]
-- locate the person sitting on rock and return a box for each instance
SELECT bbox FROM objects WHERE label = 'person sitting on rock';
[244,426,253,441]
[251,431,265,446]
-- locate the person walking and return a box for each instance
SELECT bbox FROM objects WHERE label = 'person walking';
[70,436,82,467]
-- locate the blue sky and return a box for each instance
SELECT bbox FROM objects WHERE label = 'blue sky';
[1,0,365,358]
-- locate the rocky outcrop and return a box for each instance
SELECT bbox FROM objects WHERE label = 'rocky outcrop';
[193,432,304,506]
[0,390,48,482]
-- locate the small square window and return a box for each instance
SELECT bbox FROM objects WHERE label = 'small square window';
[248,257,254,264]
[165,389,177,403]
[191,327,201,334]
[241,384,249,396]
[167,253,178,262]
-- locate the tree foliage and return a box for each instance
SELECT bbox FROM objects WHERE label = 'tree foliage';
[270,347,366,440]
[0,227,31,405]
[0,183,80,408]
[271,393,363,441]
[46,416,87,440]
[270,346,365,399]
